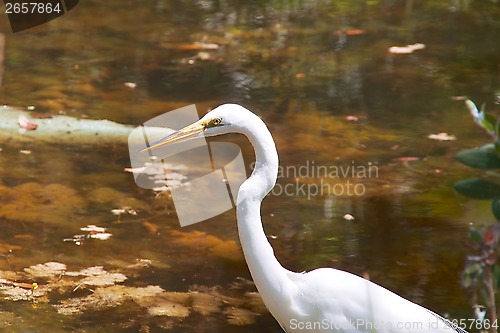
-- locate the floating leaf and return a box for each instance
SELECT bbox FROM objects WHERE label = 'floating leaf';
[456,149,500,169]
[343,214,355,221]
[65,266,108,277]
[454,178,500,199]
[56,285,129,314]
[80,225,106,233]
[0,284,45,301]
[79,272,127,287]
[18,115,37,131]
[388,43,425,54]
[89,233,112,240]
[161,42,219,51]
[124,82,137,89]
[333,29,366,36]
[427,132,456,141]
[24,262,66,278]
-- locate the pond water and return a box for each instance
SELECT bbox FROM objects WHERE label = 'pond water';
[0,0,499,332]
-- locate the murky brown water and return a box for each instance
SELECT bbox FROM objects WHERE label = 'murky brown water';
[0,0,499,332]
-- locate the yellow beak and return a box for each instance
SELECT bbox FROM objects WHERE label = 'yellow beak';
[139,122,205,151]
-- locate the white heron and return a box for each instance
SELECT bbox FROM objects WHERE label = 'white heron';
[141,104,467,333]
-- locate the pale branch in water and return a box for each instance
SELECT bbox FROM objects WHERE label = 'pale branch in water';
[0,106,173,147]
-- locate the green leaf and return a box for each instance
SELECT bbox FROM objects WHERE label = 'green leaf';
[462,262,483,288]
[479,114,497,134]
[462,272,473,288]
[495,141,500,157]
[454,178,500,199]
[492,198,500,220]
[479,143,495,151]
[456,149,500,169]
[482,114,496,134]
[466,99,481,120]
[469,227,482,245]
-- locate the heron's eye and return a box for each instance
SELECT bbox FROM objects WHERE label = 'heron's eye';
[205,117,223,129]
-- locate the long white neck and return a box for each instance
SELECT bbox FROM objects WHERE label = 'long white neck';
[235,113,293,313]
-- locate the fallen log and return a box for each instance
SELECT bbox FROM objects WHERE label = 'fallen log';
[0,106,172,147]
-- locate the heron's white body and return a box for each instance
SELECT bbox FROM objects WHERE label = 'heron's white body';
[151,104,466,333]
[222,104,460,333]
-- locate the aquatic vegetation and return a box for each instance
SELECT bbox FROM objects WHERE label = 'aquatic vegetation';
[0,260,267,330]
[224,307,259,326]
[0,182,85,225]
[88,186,150,213]
[169,230,242,262]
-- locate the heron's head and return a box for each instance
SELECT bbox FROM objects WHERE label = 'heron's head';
[139,104,252,151]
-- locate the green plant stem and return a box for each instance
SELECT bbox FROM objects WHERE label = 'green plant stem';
[485,265,497,333]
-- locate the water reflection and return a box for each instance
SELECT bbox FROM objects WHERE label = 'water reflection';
[0,0,498,331]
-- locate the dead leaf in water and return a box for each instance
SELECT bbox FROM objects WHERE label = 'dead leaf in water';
[0,284,45,302]
[78,272,127,287]
[2,259,268,330]
[333,29,366,36]
[427,132,456,141]
[18,114,37,131]
[64,266,127,288]
[65,266,106,277]
[161,42,219,50]
[56,284,168,316]
[24,262,66,278]
[388,43,425,54]
[56,285,129,314]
